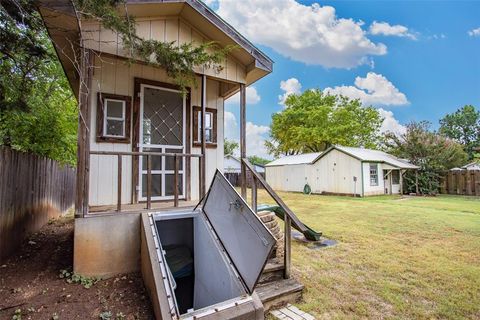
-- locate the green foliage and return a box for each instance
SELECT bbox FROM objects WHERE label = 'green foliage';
[74,0,234,91]
[247,155,270,166]
[99,311,112,320]
[224,138,238,156]
[0,1,77,165]
[59,269,99,289]
[267,90,383,157]
[385,121,468,194]
[439,105,480,160]
[12,309,22,320]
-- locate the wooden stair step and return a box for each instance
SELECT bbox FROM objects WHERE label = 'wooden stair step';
[259,261,285,284]
[255,278,304,312]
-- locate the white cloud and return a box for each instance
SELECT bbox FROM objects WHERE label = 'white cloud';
[378,108,406,136]
[324,72,409,106]
[279,78,302,105]
[468,27,480,37]
[369,21,417,40]
[246,122,271,159]
[216,0,387,68]
[224,111,271,159]
[225,86,261,105]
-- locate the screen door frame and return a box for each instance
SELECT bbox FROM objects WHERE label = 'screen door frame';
[138,83,186,201]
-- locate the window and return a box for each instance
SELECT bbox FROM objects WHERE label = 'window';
[369,163,378,186]
[193,106,217,147]
[104,99,125,137]
[97,93,131,143]
[391,170,400,185]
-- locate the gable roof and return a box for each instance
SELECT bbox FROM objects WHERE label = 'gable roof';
[324,146,419,169]
[461,162,480,170]
[38,0,273,99]
[265,152,323,167]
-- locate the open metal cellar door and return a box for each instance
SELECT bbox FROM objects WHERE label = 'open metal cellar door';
[143,171,276,320]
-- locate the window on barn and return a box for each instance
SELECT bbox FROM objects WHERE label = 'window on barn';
[97,93,131,143]
[369,164,378,186]
[392,170,400,185]
[193,106,217,147]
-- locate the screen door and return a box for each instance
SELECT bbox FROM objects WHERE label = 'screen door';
[139,84,186,201]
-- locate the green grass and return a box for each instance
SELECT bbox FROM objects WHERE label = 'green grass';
[254,191,480,319]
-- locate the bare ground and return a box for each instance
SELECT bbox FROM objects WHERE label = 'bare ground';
[0,215,153,320]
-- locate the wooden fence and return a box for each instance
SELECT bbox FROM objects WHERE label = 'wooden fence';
[440,170,480,196]
[224,171,265,189]
[0,147,76,262]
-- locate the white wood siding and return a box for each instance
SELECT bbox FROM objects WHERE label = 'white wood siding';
[310,149,362,195]
[89,56,224,205]
[362,162,385,196]
[81,17,247,84]
[265,164,309,192]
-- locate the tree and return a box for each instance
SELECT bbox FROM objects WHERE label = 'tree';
[266,90,383,157]
[247,155,270,166]
[0,2,77,165]
[0,0,233,165]
[439,105,480,160]
[224,138,238,156]
[385,121,468,194]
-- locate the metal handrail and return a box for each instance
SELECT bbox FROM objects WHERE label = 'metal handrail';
[89,151,204,212]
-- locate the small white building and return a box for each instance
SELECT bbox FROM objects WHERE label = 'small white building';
[224,155,265,173]
[461,162,480,170]
[265,146,419,197]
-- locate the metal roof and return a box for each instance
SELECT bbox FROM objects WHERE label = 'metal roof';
[265,146,419,169]
[331,146,419,169]
[265,152,323,167]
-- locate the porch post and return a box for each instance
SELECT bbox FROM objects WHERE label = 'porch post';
[399,170,404,195]
[200,74,207,197]
[75,49,93,218]
[415,170,419,195]
[240,84,247,199]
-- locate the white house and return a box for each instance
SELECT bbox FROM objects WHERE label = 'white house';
[265,146,419,197]
[224,155,265,173]
[461,162,480,170]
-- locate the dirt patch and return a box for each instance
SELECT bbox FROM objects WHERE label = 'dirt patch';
[0,215,153,320]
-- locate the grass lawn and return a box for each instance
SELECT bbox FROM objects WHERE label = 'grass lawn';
[254,191,480,319]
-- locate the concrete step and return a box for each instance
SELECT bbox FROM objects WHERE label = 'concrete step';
[255,278,304,312]
[259,260,285,285]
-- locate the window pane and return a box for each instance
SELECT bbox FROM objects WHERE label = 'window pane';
[143,87,183,146]
[369,164,378,186]
[107,100,124,118]
[205,129,212,143]
[142,174,162,197]
[165,174,183,196]
[106,119,124,136]
[165,148,184,170]
[205,112,212,128]
[142,148,162,171]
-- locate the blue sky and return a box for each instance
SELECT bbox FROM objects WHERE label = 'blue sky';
[207,0,480,158]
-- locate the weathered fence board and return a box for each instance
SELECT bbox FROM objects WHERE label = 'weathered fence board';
[224,171,265,189]
[0,147,76,262]
[442,170,480,196]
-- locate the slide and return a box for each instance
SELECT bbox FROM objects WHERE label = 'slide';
[257,204,322,242]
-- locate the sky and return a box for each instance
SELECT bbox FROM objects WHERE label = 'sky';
[205,0,480,159]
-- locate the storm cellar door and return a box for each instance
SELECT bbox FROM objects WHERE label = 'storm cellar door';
[148,171,276,319]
